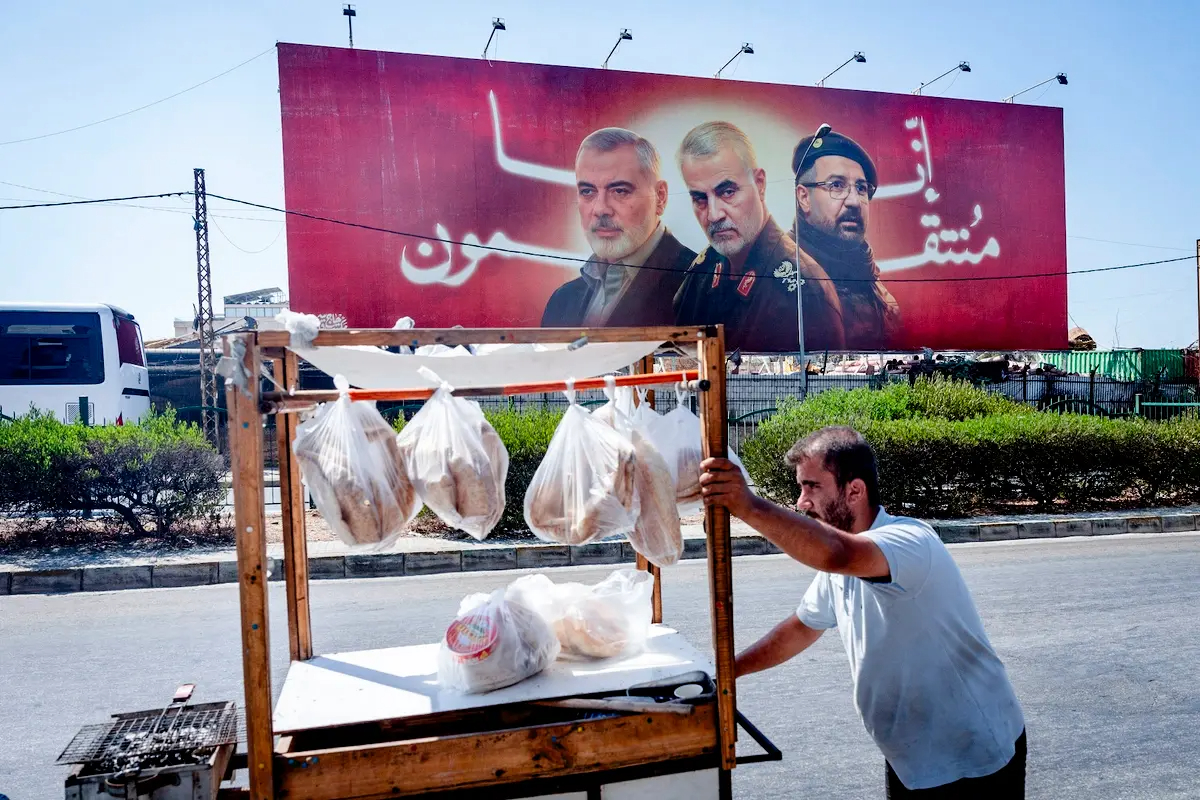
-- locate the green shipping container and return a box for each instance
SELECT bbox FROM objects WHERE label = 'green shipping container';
[1038,349,1186,381]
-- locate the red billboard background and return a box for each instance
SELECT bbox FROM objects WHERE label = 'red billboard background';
[278,43,1067,351]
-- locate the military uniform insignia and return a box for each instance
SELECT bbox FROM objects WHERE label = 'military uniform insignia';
[691,251,707,269]
[774,260,799,293]
[711,261,723,289]
[737,271,756,297]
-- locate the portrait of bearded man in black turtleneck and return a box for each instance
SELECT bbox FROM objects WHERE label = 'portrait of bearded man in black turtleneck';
[791,132,900,349]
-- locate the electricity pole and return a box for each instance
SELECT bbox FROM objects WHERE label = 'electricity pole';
[194,168,219,449]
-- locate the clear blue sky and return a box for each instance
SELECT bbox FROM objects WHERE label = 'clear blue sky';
[1,0,1197,347]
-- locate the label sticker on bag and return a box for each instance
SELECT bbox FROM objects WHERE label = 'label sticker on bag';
[445,614,499,662]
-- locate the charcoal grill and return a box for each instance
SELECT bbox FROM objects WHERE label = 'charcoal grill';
[59,685,237,800]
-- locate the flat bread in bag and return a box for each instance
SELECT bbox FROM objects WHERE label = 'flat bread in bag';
[398,370,508,540]
[524,393,638,545]
[593,386,682,567]
[438,589,560,693]
[293,379,419,548]
[508,569,654,660]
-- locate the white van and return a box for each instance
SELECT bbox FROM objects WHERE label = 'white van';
[0,303,150,425]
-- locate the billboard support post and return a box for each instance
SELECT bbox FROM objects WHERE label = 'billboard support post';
[792,124,833,394]
[1195,238,1199,351]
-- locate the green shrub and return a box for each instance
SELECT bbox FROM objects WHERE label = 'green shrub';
[486,406,563,532]
[0,409,224,536]
[741,378,1200,517]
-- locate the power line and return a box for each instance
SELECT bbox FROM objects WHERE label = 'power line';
[0,192,190,210]
[203,191,1194,284]
[0,46,276,147]
[210,216,285,254]
[2,184,1191,284]
[0,178,279,221]
[3,177,1186,250]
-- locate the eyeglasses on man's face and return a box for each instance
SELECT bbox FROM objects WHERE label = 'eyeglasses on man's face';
[800,177,875,201]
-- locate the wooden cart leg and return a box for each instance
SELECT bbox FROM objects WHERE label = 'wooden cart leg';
[634,353,663,624]
[698,327,738,772]
[227,334,275,799]
[275,351,312,661]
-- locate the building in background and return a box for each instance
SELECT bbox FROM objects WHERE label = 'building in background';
[162,287,288,344]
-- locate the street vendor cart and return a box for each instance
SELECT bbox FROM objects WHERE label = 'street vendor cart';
[216,325,779,800]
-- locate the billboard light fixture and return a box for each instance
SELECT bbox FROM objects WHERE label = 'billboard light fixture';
[602,29,633,69]
[483,17,506,59]
[816,51,867,87]
[1003,73,1069,103]
[716,43,754,78]
[342,4,356,49]
[912,61,971,95]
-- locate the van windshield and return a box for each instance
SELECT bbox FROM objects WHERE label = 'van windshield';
[0,311,105,385]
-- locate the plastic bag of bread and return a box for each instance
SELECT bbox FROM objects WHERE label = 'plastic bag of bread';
[397,368,508,540]
[645,390,749,516]
[437,588,560,693]
[523,382,638,545]
[593,382,682,567]
[508,569,653,660]
[293,375,419,549]
[591,380,636,430]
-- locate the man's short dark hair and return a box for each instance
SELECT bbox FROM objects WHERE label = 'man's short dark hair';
[785,426,881,507]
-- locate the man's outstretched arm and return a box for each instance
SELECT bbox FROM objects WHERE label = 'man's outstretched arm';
[736,615,824,677]
[699,458,889,579]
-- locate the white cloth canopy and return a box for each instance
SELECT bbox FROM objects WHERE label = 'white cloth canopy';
[272,310,661,390]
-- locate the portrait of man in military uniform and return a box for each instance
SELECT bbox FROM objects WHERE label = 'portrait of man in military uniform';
[541,127,695,328]
[791,131,900,349]
[672,121,845,353]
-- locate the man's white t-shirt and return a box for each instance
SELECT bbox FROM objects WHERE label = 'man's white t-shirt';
[797,508,1024,790]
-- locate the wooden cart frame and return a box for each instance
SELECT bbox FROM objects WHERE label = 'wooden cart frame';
[223,325,758,800]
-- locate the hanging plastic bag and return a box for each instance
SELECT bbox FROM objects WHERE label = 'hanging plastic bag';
[437,588,560,693]
[524,381,638,545]
[397,368,508,540]
[644,389,749,516]
[293,375,419,549]
[508,569,654,660]
[593,380,682,567]
[591,379,636,430]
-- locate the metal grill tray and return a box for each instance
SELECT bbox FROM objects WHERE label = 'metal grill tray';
[58,701,237,768]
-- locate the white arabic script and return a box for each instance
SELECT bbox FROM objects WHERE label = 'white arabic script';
[400,225,584,286]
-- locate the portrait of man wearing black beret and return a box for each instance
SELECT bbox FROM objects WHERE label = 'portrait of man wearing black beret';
[791,132,900,349]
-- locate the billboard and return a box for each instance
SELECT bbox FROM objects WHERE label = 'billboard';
[278,43,1067,353]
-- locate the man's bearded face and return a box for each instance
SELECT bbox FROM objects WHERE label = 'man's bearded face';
[575,145,661,261]
[799,155,871,244]
[681,148,768,258]
[795,458,856,532]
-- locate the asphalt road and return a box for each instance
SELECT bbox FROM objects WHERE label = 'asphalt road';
[3,533,1199,799]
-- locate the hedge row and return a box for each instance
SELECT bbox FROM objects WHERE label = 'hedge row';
[0,409,225,536]
[740,379,1200,517]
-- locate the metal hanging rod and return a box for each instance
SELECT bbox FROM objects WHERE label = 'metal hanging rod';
[261,370,706,413]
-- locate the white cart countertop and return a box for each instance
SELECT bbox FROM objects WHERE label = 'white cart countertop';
[273,625,714,734]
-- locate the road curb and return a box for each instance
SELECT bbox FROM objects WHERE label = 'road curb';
[3,508,1197,595]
